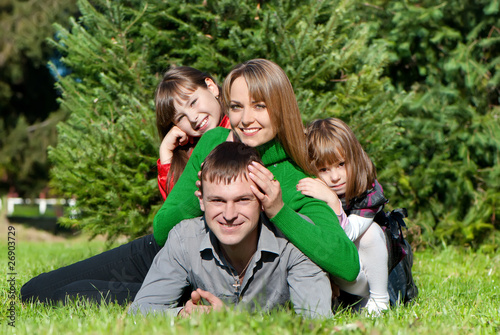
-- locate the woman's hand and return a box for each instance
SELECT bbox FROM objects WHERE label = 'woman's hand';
[248,161,284,219]
[194,166,203,198]
[297,178,341,214]
[159,126,189,164]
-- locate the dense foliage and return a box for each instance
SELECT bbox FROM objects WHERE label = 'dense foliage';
[49,0,499,248]
[0,0,79,197]
[360,0,500,249]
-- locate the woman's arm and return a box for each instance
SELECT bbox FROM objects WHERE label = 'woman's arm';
[271,196,360,282]
[249,162,360,282]
[153,128,229,246]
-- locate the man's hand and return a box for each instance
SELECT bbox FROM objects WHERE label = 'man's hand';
[178,289,225,318]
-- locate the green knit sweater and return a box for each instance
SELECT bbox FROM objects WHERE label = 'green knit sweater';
[153,127,360,281]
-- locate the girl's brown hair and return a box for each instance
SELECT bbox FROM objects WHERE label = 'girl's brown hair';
[306,118,376,205]
[155,66,222,194]
[222,59,312,175]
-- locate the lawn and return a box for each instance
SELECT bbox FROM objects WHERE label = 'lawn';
[1,225,499,334]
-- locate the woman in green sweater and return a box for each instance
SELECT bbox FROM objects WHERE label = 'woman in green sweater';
[153,59,360,281]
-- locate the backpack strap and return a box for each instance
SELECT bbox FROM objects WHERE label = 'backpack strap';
[388,208,407,240]
[374,207,409,272]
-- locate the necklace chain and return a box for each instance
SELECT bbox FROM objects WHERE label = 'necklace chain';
[221,249,255,293]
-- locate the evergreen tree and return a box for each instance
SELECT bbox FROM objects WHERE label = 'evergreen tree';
[50,0,402,243]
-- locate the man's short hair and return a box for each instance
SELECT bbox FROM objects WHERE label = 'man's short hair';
[199,141,262,191]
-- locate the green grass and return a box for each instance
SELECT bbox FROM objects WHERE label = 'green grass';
[9,204,66,218]
[1,237,499,334]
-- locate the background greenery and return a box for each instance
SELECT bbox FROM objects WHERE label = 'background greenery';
[0,0,79,197]
[1,0,498,249]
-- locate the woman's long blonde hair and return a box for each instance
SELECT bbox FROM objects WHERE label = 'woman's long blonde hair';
[155,66,222,194]
[306,118,376,205]
[222,59,312,175]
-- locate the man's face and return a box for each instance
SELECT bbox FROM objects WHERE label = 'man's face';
[199,175,261,248]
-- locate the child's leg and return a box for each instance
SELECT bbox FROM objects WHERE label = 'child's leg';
[332,239,369,297]
[358,223,389,314]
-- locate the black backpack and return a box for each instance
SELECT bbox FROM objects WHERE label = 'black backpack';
[375,208,419,305]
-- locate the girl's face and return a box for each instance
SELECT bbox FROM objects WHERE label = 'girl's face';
[228,76,276,147]
[173,78,221,137]
[317,162,348,196]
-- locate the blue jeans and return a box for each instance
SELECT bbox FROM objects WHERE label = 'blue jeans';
[21,234,160,305]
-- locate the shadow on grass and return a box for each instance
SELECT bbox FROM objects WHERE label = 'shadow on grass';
[7,216,79,237]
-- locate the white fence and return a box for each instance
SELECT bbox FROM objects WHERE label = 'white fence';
[0,198,76,216]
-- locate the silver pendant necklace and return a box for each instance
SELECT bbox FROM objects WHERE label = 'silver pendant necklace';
[222,249,254,294]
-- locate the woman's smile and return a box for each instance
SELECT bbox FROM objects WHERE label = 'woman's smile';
[240,127,261,135]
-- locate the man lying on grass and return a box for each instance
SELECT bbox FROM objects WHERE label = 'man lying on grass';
[129,142,333,318]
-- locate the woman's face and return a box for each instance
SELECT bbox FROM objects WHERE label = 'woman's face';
[228,76,276,147]
[172,78,221,137]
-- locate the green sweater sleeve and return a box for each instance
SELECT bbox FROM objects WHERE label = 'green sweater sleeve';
[153,128,228,246]
[268,161,360,282]
[272,199,360,282]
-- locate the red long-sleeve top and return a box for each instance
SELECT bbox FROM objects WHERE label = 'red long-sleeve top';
[157,115,231,200]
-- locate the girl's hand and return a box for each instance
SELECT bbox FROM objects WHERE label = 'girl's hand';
[297,178,341,214]
[159,126,189,164]
[248,161,284,219]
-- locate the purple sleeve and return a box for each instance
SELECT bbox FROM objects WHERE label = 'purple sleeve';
[336,200,349,229]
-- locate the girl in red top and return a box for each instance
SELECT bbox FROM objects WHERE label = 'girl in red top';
[155,66,231,199]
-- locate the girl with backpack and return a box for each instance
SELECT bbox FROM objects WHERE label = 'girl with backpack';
[297,117,390,315]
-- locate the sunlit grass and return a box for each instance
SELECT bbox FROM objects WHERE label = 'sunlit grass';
[1,234,499,334]
[9,204,69,218]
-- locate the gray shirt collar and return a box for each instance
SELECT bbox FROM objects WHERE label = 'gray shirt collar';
[199,213,281,264]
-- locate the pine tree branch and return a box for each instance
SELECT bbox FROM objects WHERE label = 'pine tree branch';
[26,119,55,133]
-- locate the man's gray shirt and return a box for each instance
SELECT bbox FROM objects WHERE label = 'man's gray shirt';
[129,215,333,318]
